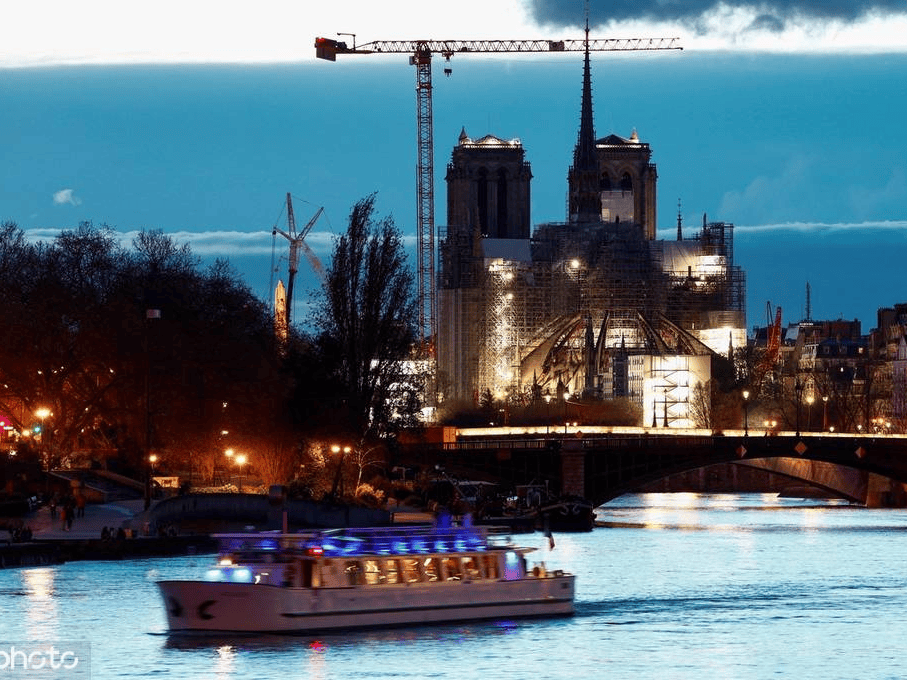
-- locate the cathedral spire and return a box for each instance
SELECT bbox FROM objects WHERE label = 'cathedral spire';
[567,12,602,223]
[574,18,596,170]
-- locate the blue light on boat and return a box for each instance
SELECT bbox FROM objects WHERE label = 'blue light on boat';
[204,568,224,582]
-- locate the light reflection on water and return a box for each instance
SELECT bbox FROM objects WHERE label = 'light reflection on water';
[21,567,57,638]
[1,493,907,679]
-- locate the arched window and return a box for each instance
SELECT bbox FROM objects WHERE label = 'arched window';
[600,173,611,190]
[620,172,633,191]
[496,168,508,237]
[477,168,488,234]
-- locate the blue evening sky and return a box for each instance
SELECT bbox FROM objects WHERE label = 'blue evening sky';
[2,1,906,332]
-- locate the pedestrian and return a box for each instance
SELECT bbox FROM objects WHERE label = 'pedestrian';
[49,496,57,520]
[76,494,85,518]
[60,505,68,531]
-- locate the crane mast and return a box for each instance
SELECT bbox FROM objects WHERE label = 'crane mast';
[315,32,682,397]
[273,192,325,327]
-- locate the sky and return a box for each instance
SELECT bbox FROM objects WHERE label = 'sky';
[2,0,907,333]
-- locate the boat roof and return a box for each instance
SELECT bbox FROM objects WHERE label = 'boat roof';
[212,524,508,559]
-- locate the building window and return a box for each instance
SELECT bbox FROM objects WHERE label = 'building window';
[477,168,489,234]
[497,168,508,236]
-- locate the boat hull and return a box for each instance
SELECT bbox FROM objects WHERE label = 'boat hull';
[159,575,575,634]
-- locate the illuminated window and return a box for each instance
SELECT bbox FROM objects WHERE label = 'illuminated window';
[402,558,421,583]
[384,559,401,584]
[443,557,462,581]
[343,560,362,586]
[462,556,481,580]
[423,557,440,582]
[504,551,522,581]
[363,559,383,585]
[483,555,499,579]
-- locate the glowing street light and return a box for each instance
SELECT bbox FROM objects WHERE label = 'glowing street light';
[742,390,750,437]
[235,453,248,492]
[330,444,352,499]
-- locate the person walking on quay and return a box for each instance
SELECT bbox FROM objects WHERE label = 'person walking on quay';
[76,494,85,518]
[59,504,68,531]
[49,495,57,520]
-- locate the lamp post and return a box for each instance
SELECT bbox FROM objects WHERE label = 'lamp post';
[330,444,351,499]
[822,395,829,431]
[35,408,51,488]
[225,448,234,488]
[544,393,552,434]
[806,395,814,432]
[235,453,247,493]
[562,391,570,434]
[742,390,750,436]
[794,378,803,437]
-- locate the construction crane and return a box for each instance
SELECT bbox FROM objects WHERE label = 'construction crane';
[273,192,325,326]
[314,31,682,358]
[751,303,783,394]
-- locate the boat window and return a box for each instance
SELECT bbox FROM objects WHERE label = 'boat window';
[503,551,522,581]
[423,557,440,582]
[301,559,313,588]
[343,560,363,586]
[363,559,383,585]
[462,556,481,580]
[401,558,421,583]
[384,559,401,584]
[483,554,499,580]
[443,557,462,581]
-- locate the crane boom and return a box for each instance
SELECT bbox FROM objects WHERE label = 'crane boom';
[316,37,682,58]
[315,32,682,403]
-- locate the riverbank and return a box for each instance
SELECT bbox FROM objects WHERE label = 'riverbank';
[1,500,216,568]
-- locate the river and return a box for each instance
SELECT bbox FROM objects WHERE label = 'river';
[2,493,906,679]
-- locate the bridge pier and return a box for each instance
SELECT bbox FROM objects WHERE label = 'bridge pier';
[560,440,586,498]
[866,474,907,508]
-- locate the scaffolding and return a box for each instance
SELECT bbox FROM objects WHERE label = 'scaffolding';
[438,217,746,413]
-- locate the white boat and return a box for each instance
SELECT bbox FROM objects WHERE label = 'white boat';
[157,522,575,633]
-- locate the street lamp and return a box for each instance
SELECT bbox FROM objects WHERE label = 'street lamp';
[330,444,351,499]
[822,395,829,431]
[544,393,552,434]
[224,448,235,487]
[35,407,51,472]
[794,378,803,437]
[806,395,814,432]
[235,453,247,492]
[742,390,750,436]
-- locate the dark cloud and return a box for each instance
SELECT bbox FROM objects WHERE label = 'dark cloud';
[526,0,906,33]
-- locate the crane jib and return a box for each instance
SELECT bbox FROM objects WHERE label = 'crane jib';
[315,37,681,58]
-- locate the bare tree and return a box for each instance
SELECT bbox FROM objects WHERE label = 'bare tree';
[313,194,421,440]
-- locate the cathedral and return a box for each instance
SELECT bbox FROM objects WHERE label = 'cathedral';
[437,41,746,428]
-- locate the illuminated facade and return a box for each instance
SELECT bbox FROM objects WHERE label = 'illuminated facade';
[437,47,746,426]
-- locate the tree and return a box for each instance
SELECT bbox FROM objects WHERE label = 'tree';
[312,194,421,441]
[0,222,288,480]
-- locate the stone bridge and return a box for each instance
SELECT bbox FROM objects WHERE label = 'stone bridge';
[397,427,907,507]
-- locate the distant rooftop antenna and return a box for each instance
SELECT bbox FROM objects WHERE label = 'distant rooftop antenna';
[805,281,812,321]
[676,198,683,240]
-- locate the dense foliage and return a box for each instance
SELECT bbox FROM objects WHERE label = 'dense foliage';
[0,221,287,479]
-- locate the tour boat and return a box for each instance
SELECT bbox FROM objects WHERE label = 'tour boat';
[158,522,575,634]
